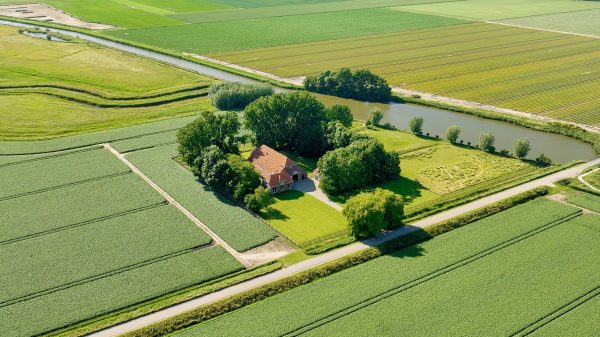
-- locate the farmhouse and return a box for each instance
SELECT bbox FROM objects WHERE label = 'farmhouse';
[248,145,307,194]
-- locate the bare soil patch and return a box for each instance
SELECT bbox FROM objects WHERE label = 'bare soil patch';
[0,3,114,30]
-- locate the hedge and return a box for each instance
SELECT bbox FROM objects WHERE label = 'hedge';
[123,186,549,337]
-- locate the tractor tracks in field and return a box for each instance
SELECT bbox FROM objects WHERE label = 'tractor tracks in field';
[280,212,582,336]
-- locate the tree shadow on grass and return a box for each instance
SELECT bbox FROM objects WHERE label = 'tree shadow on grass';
[261,207,289,221]
[329,176,428,205]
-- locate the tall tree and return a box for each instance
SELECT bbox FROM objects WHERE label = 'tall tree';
[479,132,495,152]
[324,104,353,127]
[408,115,424,135]
[445,125,461,143]
[513,138,531,159]
[343,188,404,238]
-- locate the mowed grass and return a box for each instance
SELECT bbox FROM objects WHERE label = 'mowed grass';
[126,144,277,251]
[582,170,600,190]
[174,199,600,337]
[331,127,541,207]
[107,9,464,54]
[501,8,600,36]
[0,25,214,139]
[212,22,600,126]
[262,190,347,246]
[399,0,600,20]
[0,246,242,337]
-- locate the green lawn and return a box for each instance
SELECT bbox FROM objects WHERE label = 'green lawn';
[0,25,214,140]
[262,190,347,246]
[583,170,600,190]
[173,199,600,337]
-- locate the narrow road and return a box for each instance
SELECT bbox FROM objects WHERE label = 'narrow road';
[293,178,342,211]
[103,143,251,268]
[578,167,600,192]
[88,158,600,337]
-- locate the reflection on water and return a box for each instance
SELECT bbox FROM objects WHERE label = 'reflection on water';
[1,19,596,163]
[314,94,597,163]
[21,30,65,42]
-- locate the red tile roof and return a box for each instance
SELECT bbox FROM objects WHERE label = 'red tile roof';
[248,145,297,186]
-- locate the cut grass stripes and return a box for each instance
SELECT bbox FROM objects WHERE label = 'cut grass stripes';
[281,211,582,336]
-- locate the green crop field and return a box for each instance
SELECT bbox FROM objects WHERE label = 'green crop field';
[0,136,245,336]
[125,144,278,251]
[0,25,214,139]
[501,8,600,36]
[172,199,600,336]
[108,9,464,54]
[211,22,600,126]
[262,190,348,246]
[400,0,600,20]
[582,170,600,190]
[566,191,600,213]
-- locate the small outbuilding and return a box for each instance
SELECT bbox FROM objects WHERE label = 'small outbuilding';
[248,145,307,194]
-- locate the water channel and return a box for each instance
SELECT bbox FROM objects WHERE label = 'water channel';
[1,19,596,163]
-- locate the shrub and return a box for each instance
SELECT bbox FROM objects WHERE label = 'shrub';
[367,107,384,126]
[304,68,391,101]
[245,187,273,213]
[536,153,552,166]
[514,138,531,159]
[408,116,424,134]
[479,132,495,152]
[444,125,461,143]
[343,188,404,238]
[324,104,353,127]
[209,82,273,110]
[318,138,400,195]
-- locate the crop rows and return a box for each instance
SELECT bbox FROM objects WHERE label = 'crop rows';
[0,204,212,305]
[108,9,464,54]
[0,246,242,337]
[0,148,129,200]
[298,213,599,337]
[0,173,165,244]
[210,22,600,126]
[0,115,196,155]
[111,130,178,153]
[174,199,583,336]
[566,191,600,213]
[126,144,277,251]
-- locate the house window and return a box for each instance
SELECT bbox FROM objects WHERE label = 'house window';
[271,187,277,193]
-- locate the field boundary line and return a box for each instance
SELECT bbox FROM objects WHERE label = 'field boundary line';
[510,283,600,336]
[88,158,600,337]
[0,201,167,246]
[102,143,251,268]
[486,20,600,39]
[0,146,100,168]
[0,243,215,309]
[281,212,582,336]
[0,171,131,202]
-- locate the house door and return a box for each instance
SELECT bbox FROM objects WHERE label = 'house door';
[293,173,299,181]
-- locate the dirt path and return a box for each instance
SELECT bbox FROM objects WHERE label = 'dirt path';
[102,143,252,268]
[0,4,113,30]
[88,157,600,337]
[578,167,600,192]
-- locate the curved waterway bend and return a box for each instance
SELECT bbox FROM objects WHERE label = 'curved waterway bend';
[1,19,596,163]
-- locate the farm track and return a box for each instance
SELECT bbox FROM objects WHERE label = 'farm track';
[281,212,582,336]
[103,143,252,268]
[510,283,600,336]
[89,158,600,337]
[0,146,99,168]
